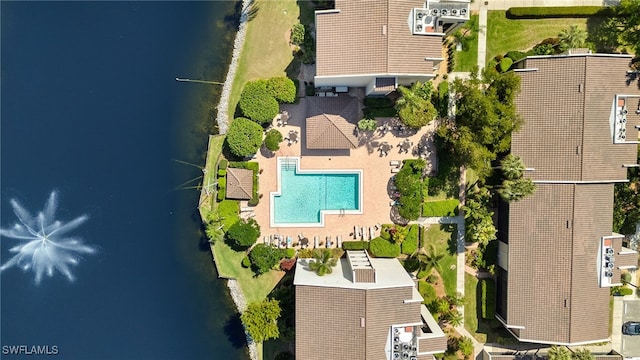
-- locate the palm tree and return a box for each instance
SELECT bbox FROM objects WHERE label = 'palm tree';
[547,346,571,360]
[415,244,444,274]
[309,249,338,276]
[500,154,525,180]
[498,177,536,202]
[558,25,587,49]
[395,82,437,129]
[447,309,463,327]
[571,349,594,360]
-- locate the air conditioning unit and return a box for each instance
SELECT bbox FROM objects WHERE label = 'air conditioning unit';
[607,248,614,255]
[451,8,458,16]
[394,352,401,360]
[416,12,424,19]
[605,271,614,277]
[416,24,423,31]
[431,8,439,15]
[441,8,449,16]
[606,262,614,269]
[620,116,627,124]
[621,108,628,115]
[460,8,468,16]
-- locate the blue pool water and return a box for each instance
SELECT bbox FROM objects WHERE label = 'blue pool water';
[273,162,360,224]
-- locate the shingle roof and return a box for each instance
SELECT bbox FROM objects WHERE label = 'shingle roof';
[306,96,359,149]
[225,168,253,200]
[315,0,443,77]
[503,54,640,344]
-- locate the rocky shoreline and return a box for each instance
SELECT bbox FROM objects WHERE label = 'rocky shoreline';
[215,0,252,135]
[214,0,258,359]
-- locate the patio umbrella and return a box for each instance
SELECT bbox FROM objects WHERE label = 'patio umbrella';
[300,237,309,247]
[289,131,298,143]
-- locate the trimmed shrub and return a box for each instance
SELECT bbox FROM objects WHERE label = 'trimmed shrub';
[342,241,369,251]
[612,287,634,296]
[241,256,251,268]
[369,237,401,258]
[266,77,296,103]
[403,257,420,272]
[226,218,260,250]
[284,248,296,259]
[621,271,632,284]
[401,224,419,255]
[249,244,285,274]
[218,169,227,177]
[499,57,513,73]
[481,278,496,319]
[218,159,228,169]
[422,199,460,217]
[290,24,305,46]
[418,280,437,304]
[226,118,263,158]
[358,118,378,131]
[217,177,227,201]
[239,81,280,124]
[505,50,527,63]
[506,6,609,19]
[264,129,283,152]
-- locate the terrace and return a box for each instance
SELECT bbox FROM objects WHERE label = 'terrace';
[251,95,438,247]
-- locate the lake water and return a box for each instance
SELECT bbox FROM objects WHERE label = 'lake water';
[1,2,249,359]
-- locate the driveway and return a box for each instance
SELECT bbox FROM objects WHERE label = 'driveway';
[622,299,640,357]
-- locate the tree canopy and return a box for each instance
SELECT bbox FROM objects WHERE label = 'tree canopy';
[547,346,571,360]
[239,80,280,124]
[395,81,438,129]
[241,299,281,343]
[497,177,536,202]
[558,25,587,49]
[249,244,284,274]
[226,218,260,250]
[436,68,522,181]
[266,77,297,103]
[264,129,283,152]
[226,117,264,158]
[463,186,497,246]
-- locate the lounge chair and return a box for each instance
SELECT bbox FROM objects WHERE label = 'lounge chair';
[390,160,400,167]
[314,236,320,248]
[337,235,342,248]
[354,225,360,239]
[370,227,376,240]
[326,236,332,248]
[361,226,367,240]
[391,167,401,173]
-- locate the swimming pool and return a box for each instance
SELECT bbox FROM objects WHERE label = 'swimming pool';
[270,157,362,227]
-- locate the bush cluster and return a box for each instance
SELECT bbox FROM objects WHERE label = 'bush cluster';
[506,6,609,18]
[290,24,305,46]
[498,57,513,73]
[369,237,401,258]
[239,81,280,124]
[266,77,296,104]
[249,244,287,274]
[422,199,459,217]
[401,224,419,255]
[395,160,427,221]
[481,278,496,319]
[217,177,227,201]
[226,218,260,250]
[418,280,437,304]
[264,129,283,152]
[226,118,263,158]
[342,241,369,251]
[611,286,634,296]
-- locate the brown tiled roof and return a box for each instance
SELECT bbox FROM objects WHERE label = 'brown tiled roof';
[504,54,640,345]
[315,0,443,77]
[306,96,359,149]
[294,257,445,360]
[225,168,253,200]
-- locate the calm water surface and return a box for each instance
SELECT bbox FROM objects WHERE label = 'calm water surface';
[1,2,249,359]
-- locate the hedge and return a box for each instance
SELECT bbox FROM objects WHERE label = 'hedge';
[228,161,260,205]
[239,80,280,124]
[612,286,634,296]
[401,224,419,255]
[418,280,437,304]
[364,97,394,108]
[422,199,459,217]
[218,169,227,177]
[342,241,369,251]
[369,237,401,258]
[481,278,496,319]
[499,57,513,73]
[217,177,227,201]
[218,159,228,169]
[506,6,609,19]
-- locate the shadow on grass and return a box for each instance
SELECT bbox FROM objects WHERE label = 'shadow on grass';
[439,223,458,256]
[472,279,515,343]
[263,271,296,360]
[224,312,248,349]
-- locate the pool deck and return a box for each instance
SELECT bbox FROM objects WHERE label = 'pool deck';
[251,96,438,248]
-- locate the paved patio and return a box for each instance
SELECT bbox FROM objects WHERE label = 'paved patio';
[251,96,438,248]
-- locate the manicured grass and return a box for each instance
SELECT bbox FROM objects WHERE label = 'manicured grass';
[421,224,457,297]
[228,0,311,119]
[464,273,482,341]
[486,11,587,62]
[213,240,284,304]
[453,15,479,72]
[200,135,226,215]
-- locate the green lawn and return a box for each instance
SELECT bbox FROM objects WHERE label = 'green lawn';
[422,224,458,297]
[464,273,515,343]
[199,135,226,217]
[228,0,313,119]
[213,240,284,304]
[486,11,587,62]
[453,15,479,72]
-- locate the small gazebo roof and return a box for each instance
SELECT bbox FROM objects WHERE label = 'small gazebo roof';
[226,168,253,200]
[305,97,359,150]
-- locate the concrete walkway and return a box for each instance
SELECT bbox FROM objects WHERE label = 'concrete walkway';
[477,2,488,71]
[470,0,614,11]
